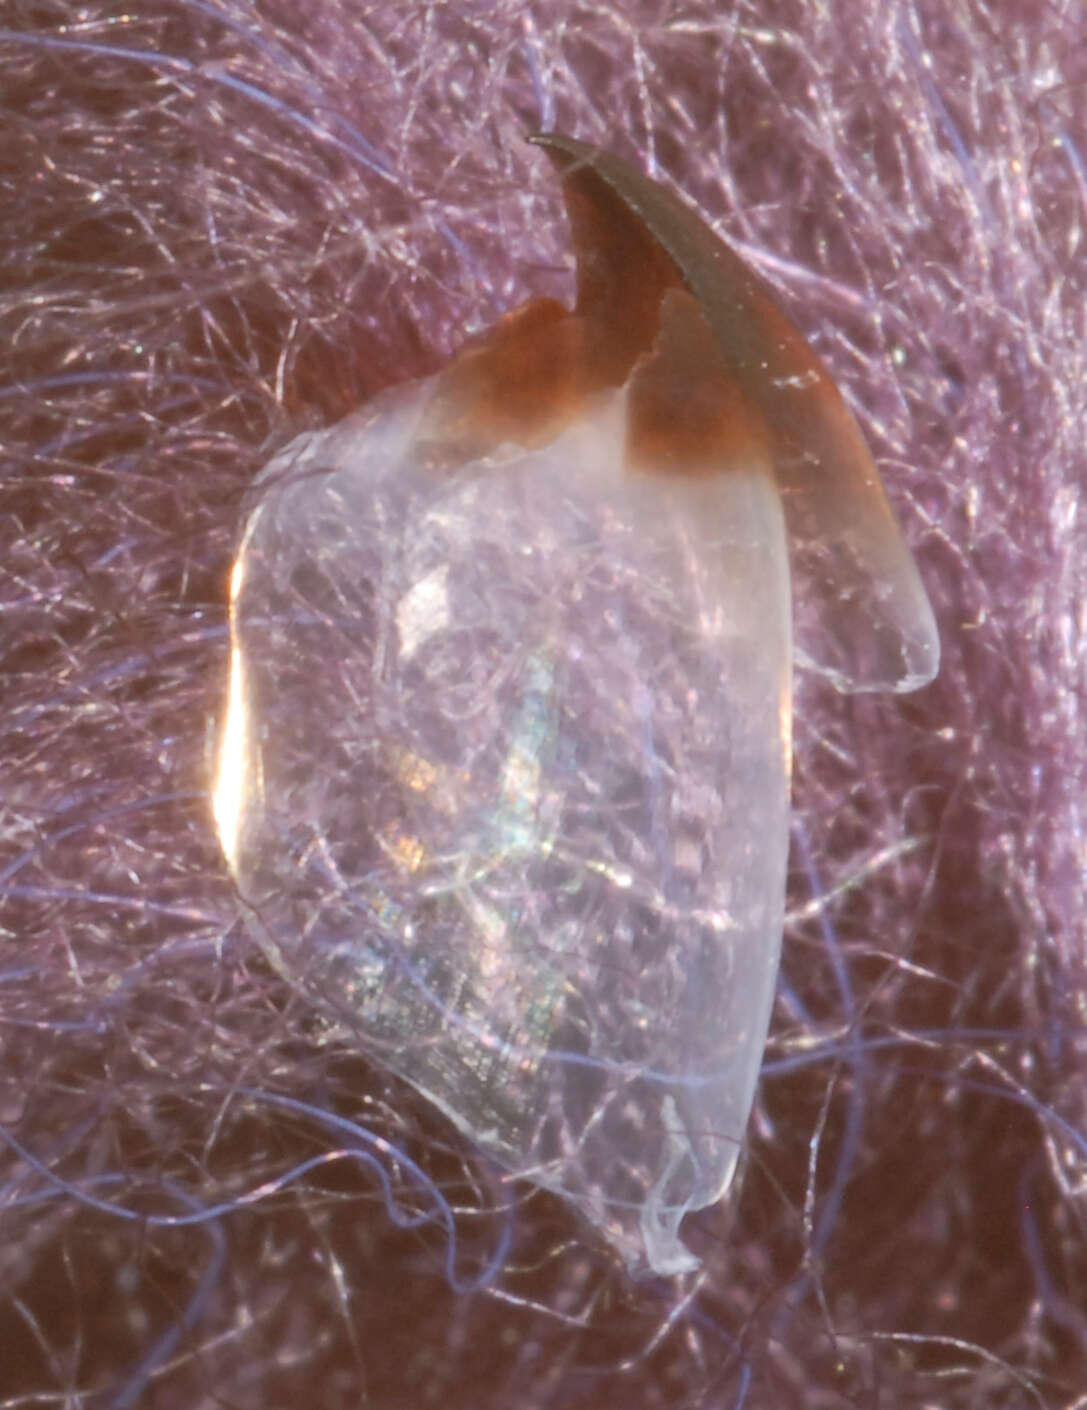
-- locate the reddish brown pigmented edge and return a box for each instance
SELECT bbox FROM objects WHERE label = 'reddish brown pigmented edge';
[429,133,773,475]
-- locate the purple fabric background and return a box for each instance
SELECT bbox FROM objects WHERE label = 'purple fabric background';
[2,3,1085,1406]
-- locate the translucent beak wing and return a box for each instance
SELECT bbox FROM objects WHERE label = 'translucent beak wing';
[217,385,792,1278]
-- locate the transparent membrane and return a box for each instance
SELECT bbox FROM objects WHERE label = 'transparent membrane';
[215,381,792,1275]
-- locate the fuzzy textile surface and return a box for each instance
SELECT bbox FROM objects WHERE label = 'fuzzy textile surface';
[2,3,1086,1407]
